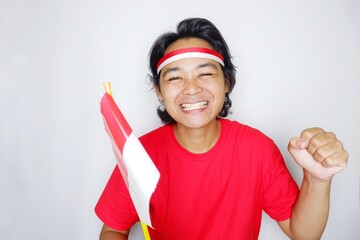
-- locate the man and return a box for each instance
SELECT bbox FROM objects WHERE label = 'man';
[95,18,348,239]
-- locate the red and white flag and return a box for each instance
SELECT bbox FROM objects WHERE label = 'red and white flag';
[100,92,160,228]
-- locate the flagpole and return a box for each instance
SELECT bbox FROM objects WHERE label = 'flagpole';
[102,81,152,240]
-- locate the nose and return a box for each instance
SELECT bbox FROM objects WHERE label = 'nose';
[182,77,202,95]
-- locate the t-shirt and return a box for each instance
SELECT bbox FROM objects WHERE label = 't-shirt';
[95,119,299,239]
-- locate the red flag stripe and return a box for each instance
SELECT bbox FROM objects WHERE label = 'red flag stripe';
[100,93,132,153]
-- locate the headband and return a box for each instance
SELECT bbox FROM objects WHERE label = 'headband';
[156,47,225,74]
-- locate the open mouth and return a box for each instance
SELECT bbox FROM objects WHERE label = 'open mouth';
[180,101,208,111]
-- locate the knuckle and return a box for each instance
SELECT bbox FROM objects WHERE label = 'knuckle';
[326,131,337,140]
[301,127,324,139]
[300,129,312,139]
[334,140,343,149]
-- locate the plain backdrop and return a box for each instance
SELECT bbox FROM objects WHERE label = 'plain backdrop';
[1,0,359,239]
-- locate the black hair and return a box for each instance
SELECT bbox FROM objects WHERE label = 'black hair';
[148,18,236,124]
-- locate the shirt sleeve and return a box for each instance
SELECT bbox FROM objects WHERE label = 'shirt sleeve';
[95,166,139,230]
[262,144,300,221]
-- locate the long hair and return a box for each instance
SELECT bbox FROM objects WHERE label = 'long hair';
[149,18,237,124]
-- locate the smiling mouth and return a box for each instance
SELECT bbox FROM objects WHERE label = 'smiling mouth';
[180,101,208,111]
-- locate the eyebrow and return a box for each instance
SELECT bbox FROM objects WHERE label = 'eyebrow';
[161,62,220,78]
[161,66,180,78]
[196,62,219,70]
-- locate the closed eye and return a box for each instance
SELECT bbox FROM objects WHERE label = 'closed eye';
[198,72,215,79]
[200,73,213,76]
[168,76,181,81]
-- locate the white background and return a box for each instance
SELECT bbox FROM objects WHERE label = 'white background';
[1,0,359,239]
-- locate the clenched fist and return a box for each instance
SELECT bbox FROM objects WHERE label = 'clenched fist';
[288,127,349,181]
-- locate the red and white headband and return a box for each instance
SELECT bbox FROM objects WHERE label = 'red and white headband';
[156,47,225,74]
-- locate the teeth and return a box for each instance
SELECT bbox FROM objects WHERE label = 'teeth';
[181,101,208,111]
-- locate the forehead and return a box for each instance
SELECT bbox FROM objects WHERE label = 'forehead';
[165,38,214,54]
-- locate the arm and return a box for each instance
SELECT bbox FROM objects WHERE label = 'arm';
[279,128,348,239]
[100,224,129,240]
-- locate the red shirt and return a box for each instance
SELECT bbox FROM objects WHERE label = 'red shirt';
[95,119,299,239]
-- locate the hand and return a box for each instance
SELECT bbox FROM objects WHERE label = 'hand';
[288,127,348,181]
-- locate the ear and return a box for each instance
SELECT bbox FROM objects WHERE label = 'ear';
[155,86,163,102]
[225,79,230,93]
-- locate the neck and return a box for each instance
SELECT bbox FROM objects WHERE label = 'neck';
[174,119,221,154]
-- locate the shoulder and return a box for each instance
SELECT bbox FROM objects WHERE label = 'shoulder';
[138,124,174,154]
[221,119,274,145]
[139,124,173,144]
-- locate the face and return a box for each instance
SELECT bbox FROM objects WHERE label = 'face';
[156,38,229,130]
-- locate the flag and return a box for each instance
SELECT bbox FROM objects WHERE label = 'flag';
[100,92,160,229]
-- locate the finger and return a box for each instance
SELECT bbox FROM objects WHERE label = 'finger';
[300,127,325,143]
[306,131,337,155]
[319,148,349,169]
[312,139,341,162]
[288,137,306,154]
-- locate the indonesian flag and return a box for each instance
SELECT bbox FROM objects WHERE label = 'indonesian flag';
[100,92,160,228]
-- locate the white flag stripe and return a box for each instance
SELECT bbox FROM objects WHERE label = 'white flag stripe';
[123,132,160,228]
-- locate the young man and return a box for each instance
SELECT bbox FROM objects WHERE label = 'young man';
[95,18,348,239]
